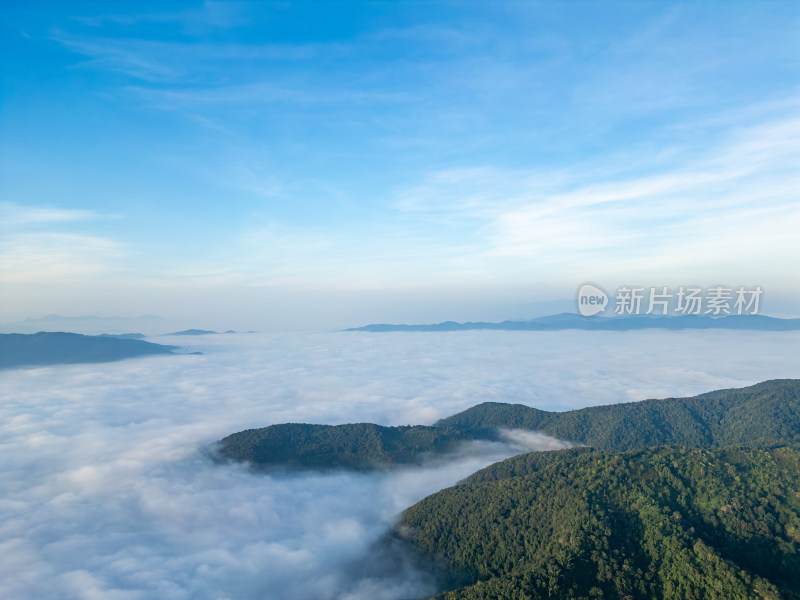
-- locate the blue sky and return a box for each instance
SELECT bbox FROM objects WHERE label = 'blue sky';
[1,1,798,329]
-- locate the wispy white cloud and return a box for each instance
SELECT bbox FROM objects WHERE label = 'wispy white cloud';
[71,1,261,32]
[121,110,798,291]
[0,202,105,228]
[53,34,345,83]
[0,232,124,283]
[398,114,800,216]
[0,204,123,284]
[392,111,800,285]
[125,81,413,111]
[53,34,181,81]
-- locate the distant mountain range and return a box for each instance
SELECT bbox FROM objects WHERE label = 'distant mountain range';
[163,329,240,336]
[164,329,220,336]
[98,332,147,340]
[346,313,800,332]
[0,332,189,369]
[21,314,163,324]
[0,314,167,335]
[0,315,246,337]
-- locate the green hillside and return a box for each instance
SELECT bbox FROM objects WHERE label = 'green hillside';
[397,445,800,600]
[218,380,800,470]
[217,422,475,470]
[437,379,800,450]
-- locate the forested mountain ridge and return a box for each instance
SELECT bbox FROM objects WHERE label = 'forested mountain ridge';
[217,423,476,470]
[397,445,800,600]
[218,380,800,470]
[217,381,800,596]
[437,379,800,450]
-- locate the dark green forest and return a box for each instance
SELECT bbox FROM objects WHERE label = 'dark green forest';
[217,422,475,470]
[218,379,800,470]
[218,379,800,597]
[398,445,800,599]
[438,378,800,451]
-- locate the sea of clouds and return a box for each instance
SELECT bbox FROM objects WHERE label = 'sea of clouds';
[1,329,798,599]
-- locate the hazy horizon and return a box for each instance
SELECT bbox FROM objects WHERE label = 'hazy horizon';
[4,301,800,336]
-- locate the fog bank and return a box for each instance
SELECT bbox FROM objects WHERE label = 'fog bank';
[1,330,797,599]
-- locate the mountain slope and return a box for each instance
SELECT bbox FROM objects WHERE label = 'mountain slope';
[396,445,800,599]
[437,379,800,450]
[217,380,800,470]
[217,423,476,470]
[0,331,177,369]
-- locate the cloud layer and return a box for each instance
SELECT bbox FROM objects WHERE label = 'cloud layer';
[1,330,798,599]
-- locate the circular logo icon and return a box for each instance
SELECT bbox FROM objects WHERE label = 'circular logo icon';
[577,283,608,316]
